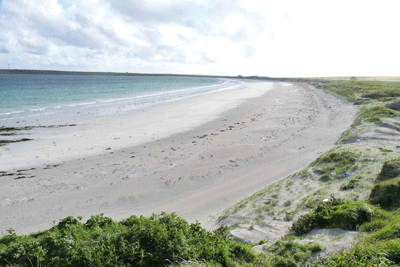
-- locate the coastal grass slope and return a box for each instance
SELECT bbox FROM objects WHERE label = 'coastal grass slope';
[218,78,400,266]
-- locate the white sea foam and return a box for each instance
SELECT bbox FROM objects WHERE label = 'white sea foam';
[67,101,96,107]
[29,108,46,112]
[0,75,240,127]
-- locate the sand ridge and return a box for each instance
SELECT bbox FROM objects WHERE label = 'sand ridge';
[0,81,357,235]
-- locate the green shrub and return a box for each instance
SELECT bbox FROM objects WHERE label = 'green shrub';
[369,177,400,209]
[291,199,383,236]
[376,158,400,182]
[0,212,262,267]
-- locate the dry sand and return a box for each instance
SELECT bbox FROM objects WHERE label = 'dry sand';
[0,81,357,236]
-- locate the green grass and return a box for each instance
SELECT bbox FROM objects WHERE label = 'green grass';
[218,182,282,222]
[340,176,361,190]
[353,106,400,127]
[310,149,359,181]
[284,199,293,207]
[369,177,400,209]
[309,248,396,266]
[291,198,386,236]
[0,213,265,267]
[376,158,400,182]
[263,239,322,267]
[290,202,400,266]
[307,76,400,82]
[307,80,400,102]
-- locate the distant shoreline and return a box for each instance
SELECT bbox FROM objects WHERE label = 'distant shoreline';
[0,69,270,80]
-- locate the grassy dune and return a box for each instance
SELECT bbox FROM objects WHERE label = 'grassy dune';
[219,78,400,266]
[309,76,400,82]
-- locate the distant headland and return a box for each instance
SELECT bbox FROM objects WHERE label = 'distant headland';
[0,69,270,80]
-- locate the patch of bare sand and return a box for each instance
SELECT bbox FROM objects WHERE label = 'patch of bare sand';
[0,82,357,237]
[300,228,362,260]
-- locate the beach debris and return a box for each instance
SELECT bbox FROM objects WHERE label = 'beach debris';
[331,172,336,177]
[341,172,350,178]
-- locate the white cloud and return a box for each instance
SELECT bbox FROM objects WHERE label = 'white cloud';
[0,0,399,76]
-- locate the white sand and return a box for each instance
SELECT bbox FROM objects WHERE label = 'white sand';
[0,81,356,235]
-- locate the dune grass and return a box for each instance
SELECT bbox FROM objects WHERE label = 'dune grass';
[306,80,400,102]
[376,158,400,182]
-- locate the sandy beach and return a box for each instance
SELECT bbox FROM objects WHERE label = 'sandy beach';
[0,81,357,235]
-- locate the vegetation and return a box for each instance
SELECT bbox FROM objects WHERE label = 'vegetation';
[352,106,400,127]
[340,176,361,190]
[263,239,322,267]
[369,177,400,209]
[291,198,385,236]
[0,213,264,267]
[308,80,400,102]
[217,79,400,265]
[0,138,32,146]
[310,150,358,181]
[376,158,400,182]
[0,125,76,146]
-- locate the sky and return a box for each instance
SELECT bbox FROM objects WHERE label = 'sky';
[0,0,399,77]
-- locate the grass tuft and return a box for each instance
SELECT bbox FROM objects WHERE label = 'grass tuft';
[369,177,400,209]
[376,158,400,182]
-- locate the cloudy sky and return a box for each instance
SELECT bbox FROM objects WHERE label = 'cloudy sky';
[0,0,399,77]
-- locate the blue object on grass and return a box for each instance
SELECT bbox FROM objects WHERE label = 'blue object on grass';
[331,172,336,177]
[342,172,350,178]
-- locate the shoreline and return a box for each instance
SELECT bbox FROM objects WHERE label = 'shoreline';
[0,81,262,172]
[0,81,357,235]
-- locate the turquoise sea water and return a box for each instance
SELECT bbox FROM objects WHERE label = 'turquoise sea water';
[0,74,240,127]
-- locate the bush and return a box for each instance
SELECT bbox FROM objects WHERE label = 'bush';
[0,212,261,267]
[369,177,400,209]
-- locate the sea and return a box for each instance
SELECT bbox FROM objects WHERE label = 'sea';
[0,74,242,127]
